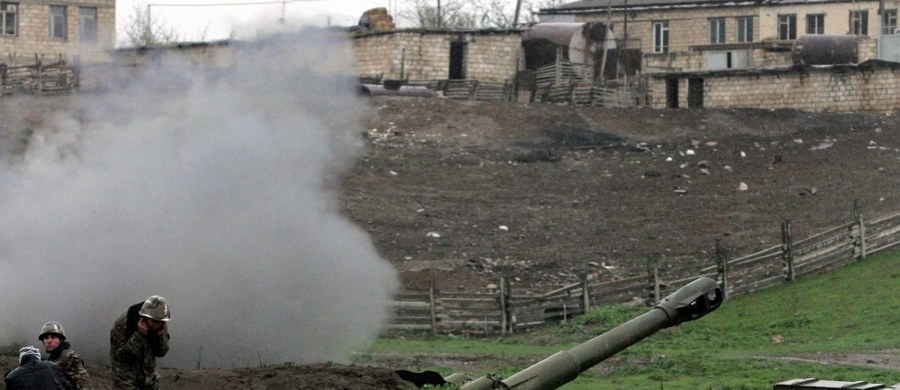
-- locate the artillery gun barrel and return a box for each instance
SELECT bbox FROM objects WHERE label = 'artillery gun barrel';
[460,276,723,390]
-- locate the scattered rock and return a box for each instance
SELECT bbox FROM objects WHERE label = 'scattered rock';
[738,182,749,191]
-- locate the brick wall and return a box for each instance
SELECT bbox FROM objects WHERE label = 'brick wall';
[353,30,520,82]
[647,62,900,111]
[0,0,115,65]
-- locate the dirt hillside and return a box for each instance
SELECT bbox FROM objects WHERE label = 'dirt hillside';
[1,96,898,388]
[345,97,899,292]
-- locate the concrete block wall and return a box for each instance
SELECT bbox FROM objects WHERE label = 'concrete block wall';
[574,1,883,73]
[648,64,900,111]
[353,30,520,82]
[464,34,519,82]
[0,0,115,65]
[579,8,759,60]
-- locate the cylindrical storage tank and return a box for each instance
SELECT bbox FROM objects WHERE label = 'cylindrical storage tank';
[791,35,859,65]
[521,22,614,69]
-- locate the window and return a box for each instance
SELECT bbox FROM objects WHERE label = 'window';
[653,21,669,53]
[709,18,725,43]
[882,9,897,34]
[0,2,16,36]
[79,7,97,42]
[736,16,753,42]
[778,14,797,40]
[850,10,868,35]
[50,5,66,39]
[806,14,825,34]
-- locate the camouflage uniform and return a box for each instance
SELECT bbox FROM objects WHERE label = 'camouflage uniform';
[109,302,170,390]
[46,341,92,390]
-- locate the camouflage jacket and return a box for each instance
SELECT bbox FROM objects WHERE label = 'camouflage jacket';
[109,302,170,389]
[46,342,92,390]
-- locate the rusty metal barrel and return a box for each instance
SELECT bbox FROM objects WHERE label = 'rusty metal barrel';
[791,35,859,65]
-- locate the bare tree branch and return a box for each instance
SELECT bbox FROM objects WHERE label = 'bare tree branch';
[398,0,566,29]
[119,3,179,47]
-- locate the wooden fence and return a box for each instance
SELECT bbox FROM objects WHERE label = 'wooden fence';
[1,56,77,96]
[388,209,900,336]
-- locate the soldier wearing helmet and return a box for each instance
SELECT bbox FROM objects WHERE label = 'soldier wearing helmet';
[39,321,92,389]
[109,295,170,390]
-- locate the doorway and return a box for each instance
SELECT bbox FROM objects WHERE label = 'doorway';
[688,78,704,108]
[666,78,679,108]
[449,41,466,80]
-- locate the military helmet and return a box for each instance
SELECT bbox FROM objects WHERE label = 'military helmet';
[139,295,171,322]
[38,321,66,341]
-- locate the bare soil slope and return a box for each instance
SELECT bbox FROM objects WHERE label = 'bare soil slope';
[2,96,898,388]
[345,97,899,292]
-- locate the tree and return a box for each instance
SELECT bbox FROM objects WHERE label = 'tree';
[119,3,179,47]
[399,0,476,28]
[398,0,567,29]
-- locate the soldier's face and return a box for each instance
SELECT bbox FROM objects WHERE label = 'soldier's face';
[142,317,164,331]
[42,334,61,352]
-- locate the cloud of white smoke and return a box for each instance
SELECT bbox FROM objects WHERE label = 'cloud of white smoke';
[0,29,398,368]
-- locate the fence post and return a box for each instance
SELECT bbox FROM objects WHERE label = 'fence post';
[715,238,728,298]
[581,274,590,314]
[34,54,43,96]
[429,270,437,335]
[499,276,508,335]
[855,206,867,260]
[781,220,795,281]
[568,81,577,104]
[648,260,660,303]
[0,63,5,96]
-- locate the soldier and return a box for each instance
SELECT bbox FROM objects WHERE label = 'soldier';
[40,321,92,389]
[4,346,72,390]
[109,295,171,390]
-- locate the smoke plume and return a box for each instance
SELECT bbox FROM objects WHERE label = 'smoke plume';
[0,29,399,368]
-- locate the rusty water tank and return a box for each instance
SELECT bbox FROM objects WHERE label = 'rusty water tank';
[522,22,615,68]
[791,35,859,65]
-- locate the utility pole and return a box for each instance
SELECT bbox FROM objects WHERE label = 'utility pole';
[513,0,523,28]
[145,4,152,46]
[437,0,442,28]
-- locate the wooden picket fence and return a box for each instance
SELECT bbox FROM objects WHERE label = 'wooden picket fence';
[388,208,900,336]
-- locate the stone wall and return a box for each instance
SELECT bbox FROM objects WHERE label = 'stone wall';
[353,30,520,82]
[0,0,115,65]
[647,61,900,112]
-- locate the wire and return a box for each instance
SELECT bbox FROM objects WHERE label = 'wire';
[146,0,323,8]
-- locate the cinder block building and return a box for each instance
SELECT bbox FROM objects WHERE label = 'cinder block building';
[352,29,522,83]
[539,0,899,73]
[0,0,116,65]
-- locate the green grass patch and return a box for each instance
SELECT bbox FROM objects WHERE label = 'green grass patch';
[360,250,900,389]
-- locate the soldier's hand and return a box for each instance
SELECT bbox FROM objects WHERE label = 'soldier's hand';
[137,318,151,336]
